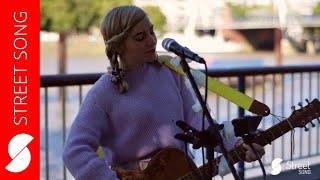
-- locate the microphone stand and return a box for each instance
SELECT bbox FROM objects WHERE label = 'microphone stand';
[232,116,266,180]
[177,50,241,180]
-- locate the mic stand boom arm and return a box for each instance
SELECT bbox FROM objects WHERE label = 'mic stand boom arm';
[177,50,241,180]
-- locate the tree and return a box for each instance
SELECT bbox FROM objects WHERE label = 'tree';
[312,2,320,53]
[313,2,320,15]
[142,6,167,36]
[41,0,131,74]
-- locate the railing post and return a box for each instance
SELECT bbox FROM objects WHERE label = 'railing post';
[62,87,67,180]
[237,75,246,179]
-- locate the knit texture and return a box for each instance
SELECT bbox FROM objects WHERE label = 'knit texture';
[63,63,239,179]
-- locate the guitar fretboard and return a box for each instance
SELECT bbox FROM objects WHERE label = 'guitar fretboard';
[180,118,294,180]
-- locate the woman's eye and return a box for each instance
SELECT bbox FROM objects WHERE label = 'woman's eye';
[133,29,154,42]
[135,34,145,41]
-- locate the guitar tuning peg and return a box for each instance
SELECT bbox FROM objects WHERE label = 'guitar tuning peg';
[298,102,303,108]
[305,99,310,104]
[291,106,296,111]
[304,126,309,132]
[310,121,315,127]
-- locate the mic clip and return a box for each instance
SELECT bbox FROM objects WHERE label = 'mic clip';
[174,120,224,149]
[232,115,263,141]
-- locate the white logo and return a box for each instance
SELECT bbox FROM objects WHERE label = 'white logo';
[271,158,283,175]
[5,133,33,173]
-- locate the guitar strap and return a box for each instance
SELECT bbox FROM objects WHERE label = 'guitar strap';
[158,55,270,117]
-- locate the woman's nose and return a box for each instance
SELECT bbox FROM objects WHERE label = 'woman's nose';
[146,33,156,46]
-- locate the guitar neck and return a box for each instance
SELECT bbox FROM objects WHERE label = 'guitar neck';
[182,118,293,179]
[182,98,320,179]
[226,118,293,165]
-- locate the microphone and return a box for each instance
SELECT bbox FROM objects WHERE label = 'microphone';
[162,38,205,64]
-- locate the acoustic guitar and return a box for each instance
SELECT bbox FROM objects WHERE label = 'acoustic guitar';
[117,99,320,180]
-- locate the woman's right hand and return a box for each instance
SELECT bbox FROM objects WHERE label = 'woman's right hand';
[115,168,144,180]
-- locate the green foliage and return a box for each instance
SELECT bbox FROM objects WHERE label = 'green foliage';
[312,2,320,35]
[41,0,131,32]
[142,6,166,35]
[313,1,320,15]
[227,3,247,18]
[227,3,272,19]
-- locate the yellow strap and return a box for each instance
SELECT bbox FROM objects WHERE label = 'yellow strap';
[159,55,253,110]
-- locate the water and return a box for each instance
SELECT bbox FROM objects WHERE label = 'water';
[40,56,108,75]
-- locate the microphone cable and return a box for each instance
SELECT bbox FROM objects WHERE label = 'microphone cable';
[248,143,266,180]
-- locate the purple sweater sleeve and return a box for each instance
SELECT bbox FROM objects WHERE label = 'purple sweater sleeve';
[62,91,119,180]
[179,74,240,151]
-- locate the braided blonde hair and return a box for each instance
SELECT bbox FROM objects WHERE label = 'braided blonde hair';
[100,6,147,94]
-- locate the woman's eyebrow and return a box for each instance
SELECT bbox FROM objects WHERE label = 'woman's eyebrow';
[133,31,144,37]
[133,25,154,37]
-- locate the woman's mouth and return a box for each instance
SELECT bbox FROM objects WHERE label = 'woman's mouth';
[145,48,155,53]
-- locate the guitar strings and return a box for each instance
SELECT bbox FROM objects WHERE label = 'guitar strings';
[270,113,295,161]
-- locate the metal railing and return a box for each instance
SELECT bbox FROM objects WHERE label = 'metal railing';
[40,65,320,180]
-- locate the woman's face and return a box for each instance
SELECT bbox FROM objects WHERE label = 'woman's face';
[119,17,157,69]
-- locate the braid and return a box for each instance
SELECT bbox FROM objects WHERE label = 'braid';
[107,49,128,94]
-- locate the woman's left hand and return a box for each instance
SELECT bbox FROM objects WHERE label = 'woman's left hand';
[236,140,265,162]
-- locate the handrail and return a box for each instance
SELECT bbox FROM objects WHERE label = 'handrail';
[40,65,320,87]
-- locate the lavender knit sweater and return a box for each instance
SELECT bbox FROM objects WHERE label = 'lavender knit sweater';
[63,63,239,179]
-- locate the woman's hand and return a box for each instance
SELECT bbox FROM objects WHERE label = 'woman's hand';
[115,168,144,180]
[236,139,265,162]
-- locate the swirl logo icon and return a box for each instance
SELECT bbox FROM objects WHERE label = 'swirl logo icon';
[271,158,283,175]
[5,133,33,173]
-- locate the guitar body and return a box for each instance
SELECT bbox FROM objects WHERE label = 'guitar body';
[118,147,195,180]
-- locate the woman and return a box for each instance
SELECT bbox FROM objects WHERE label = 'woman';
[63,5,264,179]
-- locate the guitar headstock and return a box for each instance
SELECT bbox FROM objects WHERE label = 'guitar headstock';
[289,99,320,128]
